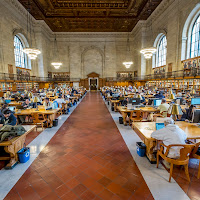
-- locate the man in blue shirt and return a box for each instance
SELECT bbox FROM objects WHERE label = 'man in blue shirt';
[0,109,17,126]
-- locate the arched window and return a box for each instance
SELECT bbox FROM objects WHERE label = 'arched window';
[156,35,167,67]
[14,35,28,68]
[190,15,200,58]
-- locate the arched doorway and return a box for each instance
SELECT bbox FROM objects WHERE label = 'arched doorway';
[87,72,99,91]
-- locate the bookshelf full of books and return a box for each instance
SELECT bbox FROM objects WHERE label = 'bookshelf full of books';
[146,79,200,91]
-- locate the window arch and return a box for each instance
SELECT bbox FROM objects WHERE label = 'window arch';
[190,15,200,58]
[156,35,167,67]
[181,3,200,60]
[14,35,28,68]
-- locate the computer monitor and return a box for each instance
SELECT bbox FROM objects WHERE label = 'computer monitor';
[112,93,119,98]
[130,98,141,105]
[192,109,200,123]
[8,106,16,112]
[156,123,165,130]
[148,98,159,105]
[191,98,200,105]
[153,99,162,107]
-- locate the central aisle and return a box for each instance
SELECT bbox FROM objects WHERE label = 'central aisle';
[5,92,153,200]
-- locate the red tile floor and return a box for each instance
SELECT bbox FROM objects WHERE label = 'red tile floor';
[4,92,153,200]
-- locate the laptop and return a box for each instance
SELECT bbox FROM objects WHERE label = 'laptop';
[156,123,165,130]
[8,106,16,112]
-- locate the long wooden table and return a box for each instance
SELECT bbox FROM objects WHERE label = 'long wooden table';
[110,100,121,112]
[117,106,158,125]
[0,125,36,169]
[15,108,61,127]
[132,121,200,163]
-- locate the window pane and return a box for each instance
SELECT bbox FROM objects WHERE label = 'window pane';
[156,35,167,67]
[14,35,28,69]
[190,15,200,58]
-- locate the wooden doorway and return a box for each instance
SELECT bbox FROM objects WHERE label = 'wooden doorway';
[87,72,99,91]
[89,78,98,91]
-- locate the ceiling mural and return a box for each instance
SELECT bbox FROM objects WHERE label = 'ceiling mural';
[18,0,162,32]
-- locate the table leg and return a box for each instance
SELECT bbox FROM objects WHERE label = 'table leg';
[144,138,156,163]
[4,136,26,169]
[122,112,128,126]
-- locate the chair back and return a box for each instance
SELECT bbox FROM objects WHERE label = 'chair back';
[190,142,200,157]
[163,144,194,161]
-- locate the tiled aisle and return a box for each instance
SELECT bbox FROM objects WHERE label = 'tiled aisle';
[4,92,153,200]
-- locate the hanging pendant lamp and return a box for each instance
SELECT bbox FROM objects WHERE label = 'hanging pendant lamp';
[51,35,62,69]
[123,34,133,69]
[23,1,41,59]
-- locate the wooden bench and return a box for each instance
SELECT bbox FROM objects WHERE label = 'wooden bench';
[0,125,36,169]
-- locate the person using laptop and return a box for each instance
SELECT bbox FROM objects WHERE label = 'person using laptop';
[158,99,170,117]
[151,118,187,168]
[43,98,52,108]
[22,99,32,109]
[0,109,17,127]
[54,96,66,108]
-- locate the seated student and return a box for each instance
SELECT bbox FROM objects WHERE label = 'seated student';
[158,99,170,117]
[154,91,165,99]
[151,118,187,168]
[0,97,5,104]
[43,98,52,108]
[54,96,66,108]
[0,109,17,127]
[22,99,32,109]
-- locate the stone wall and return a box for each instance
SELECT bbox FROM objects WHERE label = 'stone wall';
[0,0,199,79]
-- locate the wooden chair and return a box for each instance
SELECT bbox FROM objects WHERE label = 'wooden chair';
[157,143,194,182]
[189,141,200,179]
[129,110,143,125]
[31,113,49,130]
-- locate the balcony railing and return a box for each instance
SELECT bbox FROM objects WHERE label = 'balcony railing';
[0,73,80,82]
[107,69,200,82]
[0,69,199,83]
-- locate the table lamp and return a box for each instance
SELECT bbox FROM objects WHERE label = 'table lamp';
[191,89,196,95]
[168,104,183,121]
[137,94,143,100]
[28,92,33,98]
[33,96,40,111]
[169,94,175,99]
[146,90,150,95]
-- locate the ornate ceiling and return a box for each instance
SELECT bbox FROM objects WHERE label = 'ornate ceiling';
[18,0,162,32]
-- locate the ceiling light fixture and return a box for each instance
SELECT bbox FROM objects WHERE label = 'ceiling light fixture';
[23,0,41,60]
[140,47,157,59]
[123,33,133,69]
[51,34,62,69]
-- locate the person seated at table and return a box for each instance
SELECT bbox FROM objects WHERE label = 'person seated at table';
[22,99,32,109]
[154,91,165,99]
[0,109,17,127]
[120,97,128,106]
[158,99,170,117]
[0,97,5,104]
[151,118,187,168]
[54,96,66,108]
[177,92,182,97]
[185,92,191,99]
[43,98,52,108]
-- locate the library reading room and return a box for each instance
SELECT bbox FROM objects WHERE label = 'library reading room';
[0,0,200,200]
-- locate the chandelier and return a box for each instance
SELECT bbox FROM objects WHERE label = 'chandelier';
[140,48,157,59]
[51,62,62,69]
[51,35,62,69]
[123,61,133,69]
[123,34,133,69]
[23,2,41,60]
[23,48,41,60]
